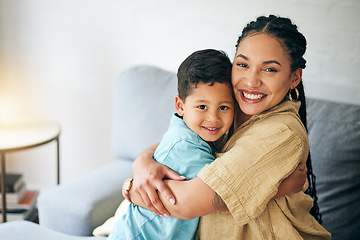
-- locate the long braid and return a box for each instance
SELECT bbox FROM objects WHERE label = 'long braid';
[297,81,322,223]
[236,15,321,223]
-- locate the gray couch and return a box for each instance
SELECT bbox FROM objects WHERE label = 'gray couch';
[0,65,359,240]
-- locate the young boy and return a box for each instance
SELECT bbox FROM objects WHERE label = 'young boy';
[108,49,235,240]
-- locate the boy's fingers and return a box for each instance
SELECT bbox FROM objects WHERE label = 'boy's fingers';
[297,162,306,171]
[303,165,308,174]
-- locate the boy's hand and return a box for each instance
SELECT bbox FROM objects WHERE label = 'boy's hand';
[273,163,307,199]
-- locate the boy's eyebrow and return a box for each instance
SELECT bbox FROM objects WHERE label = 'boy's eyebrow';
[221,100,235,104]
[194,99,233,104]
[235,53,282,66]
[194,99,208,102]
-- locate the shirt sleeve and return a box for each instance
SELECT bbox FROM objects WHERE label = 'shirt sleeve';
[197,119,309,225]
[161,139,216,180]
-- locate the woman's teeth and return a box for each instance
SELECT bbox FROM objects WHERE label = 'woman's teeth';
[243,92,265,100]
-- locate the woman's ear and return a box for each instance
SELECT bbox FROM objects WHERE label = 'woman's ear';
[175,95,185,116]
[290,68,303,89]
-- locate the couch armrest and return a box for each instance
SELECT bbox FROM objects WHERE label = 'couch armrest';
[37,160,133,236]
[0,221,107,240]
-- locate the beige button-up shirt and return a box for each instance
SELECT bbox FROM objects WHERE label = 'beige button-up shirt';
[197,101,331,239]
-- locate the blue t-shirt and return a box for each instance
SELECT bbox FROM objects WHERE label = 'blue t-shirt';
[108,114,217,240]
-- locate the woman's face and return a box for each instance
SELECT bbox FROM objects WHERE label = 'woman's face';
[232,33,301,116]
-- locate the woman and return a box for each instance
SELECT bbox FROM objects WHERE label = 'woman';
[126,15,331,239]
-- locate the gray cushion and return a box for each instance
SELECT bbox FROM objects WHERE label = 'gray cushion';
[307,98,360,240]
[111,65,177,160]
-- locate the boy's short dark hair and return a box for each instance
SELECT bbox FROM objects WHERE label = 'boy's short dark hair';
[177,49,233,101]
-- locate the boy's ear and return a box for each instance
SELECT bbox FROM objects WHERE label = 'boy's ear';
[290,68,302,89]
[175,95,185,116]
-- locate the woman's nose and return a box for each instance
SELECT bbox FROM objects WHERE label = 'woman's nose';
[245,69,261,88]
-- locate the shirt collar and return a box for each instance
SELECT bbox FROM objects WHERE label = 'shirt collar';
[241,100,301,127]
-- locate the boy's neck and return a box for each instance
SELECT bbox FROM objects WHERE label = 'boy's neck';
[207,141,215,148]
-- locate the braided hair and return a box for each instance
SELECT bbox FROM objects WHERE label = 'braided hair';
[235,15,321,223]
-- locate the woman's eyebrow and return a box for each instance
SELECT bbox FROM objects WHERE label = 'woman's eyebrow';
[235,54,247,60]
[236,54,282,66]
[236,53,282,67]
[263,60,282,66]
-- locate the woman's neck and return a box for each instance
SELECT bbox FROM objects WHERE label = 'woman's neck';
[234,104,252,130]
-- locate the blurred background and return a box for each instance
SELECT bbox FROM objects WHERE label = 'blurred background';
[0,0,359,192]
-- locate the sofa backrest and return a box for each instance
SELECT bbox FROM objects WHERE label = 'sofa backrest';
[307,98,360,239]
[111,65,178,161]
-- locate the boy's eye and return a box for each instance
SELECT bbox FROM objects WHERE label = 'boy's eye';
[198,105,207,110]
[219,106,229,110]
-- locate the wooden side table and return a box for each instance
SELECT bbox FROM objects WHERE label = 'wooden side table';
[0,119,61,222]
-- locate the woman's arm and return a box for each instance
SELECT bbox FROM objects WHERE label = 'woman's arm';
[130,164,306,219]
[128,142,221,219]
[129,176,223,220]
[160,177,227,219]
[130,143,186,216]
[128,143,306,219]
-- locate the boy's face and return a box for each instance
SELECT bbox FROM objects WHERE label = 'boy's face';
[175,82,234,143]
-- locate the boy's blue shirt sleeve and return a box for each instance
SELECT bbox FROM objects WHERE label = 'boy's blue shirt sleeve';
[154,114,216,180]
[158,138,215,180]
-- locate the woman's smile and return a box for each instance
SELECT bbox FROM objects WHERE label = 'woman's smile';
[240,90,267,103]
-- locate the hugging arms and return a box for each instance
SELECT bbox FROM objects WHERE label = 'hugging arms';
[126,142,308,220]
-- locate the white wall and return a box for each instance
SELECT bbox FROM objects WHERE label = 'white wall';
[0,0,359,192]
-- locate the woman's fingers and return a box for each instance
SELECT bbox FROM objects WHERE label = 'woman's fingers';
[148,183,170,217]
[131,145,184,217]
[164,168,187,181]
[161,168,186,205]
[134,179,170,217]
[137,186,162,216]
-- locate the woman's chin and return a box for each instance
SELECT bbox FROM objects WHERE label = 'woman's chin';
[239,99,268,116]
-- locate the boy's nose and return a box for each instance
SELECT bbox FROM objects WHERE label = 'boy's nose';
[207,111,220,122]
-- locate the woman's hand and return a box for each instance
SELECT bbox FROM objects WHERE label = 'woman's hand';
[130,143,186,217]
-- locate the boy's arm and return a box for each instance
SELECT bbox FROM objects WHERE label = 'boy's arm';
[273,163,307,199]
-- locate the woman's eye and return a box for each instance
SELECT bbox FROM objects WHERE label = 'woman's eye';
[264,67,278,72]
[236,63,248,68]
[198,105,207,110]
[219,106,229,110]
